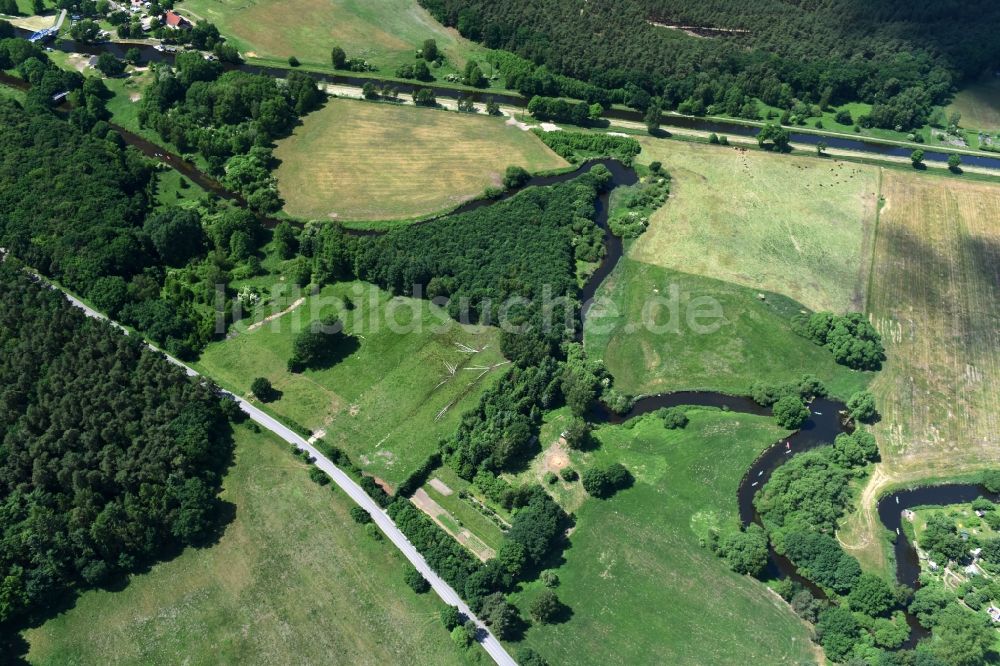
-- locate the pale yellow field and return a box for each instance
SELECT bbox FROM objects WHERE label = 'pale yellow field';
[839,170,1000,572]
[179,0,478,72]
[632,139,879,313]
[273,99,567,222]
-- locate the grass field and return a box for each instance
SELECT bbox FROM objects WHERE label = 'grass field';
[838,170,1000,573]
[584,257,872,399]
[947,77,1000,132]
[273,98,567,222]
[632,139,879,313]
[196,280,506,488]
[178,0,483,76]
[510,409,817,665]
[24,426,475,665]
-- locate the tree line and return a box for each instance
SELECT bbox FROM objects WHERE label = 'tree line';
[418,0,999,132]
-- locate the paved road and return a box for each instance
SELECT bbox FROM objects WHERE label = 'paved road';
[57,287,518,666]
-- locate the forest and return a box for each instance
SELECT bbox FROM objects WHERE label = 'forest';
[421,0,1000,130]
[0,264,233,631]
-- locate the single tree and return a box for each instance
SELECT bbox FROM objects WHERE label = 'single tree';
[422,38,438,62]
[250,377,276,402]
[96,52,126,77]
[644,98,662,133]
[772,395,809,429]
[910,148,924,167]
[331,45,346,69]
[947,153,962,172]
[529,589,564,624]
[816,140,827,155]
[847,390,878,423]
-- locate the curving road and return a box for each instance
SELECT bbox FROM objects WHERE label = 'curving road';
[55,284,518,666]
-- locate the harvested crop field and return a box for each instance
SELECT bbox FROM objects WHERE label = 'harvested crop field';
[273,99,568,222]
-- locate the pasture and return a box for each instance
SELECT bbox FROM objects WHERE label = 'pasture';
[25,427,473,665]
[584,257,871,399]
[511,409,816,665]
[196,280,506,489]
[273,98,567,222]
[632,139,879,314]
[178,0,482,74]
[839,171,1000,573]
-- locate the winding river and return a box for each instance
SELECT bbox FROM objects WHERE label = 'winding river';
[4,42,989,645]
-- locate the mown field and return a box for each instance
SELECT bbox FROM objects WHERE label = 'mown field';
[25,426,476,665]
[178,0,483,75]
[839,170,1000,573]
[196,280,506,489]
[510,409,817,665]
[632,139,879,314]
[273,99,567,222]
[947,77,1000,132]
[584,257,871,399]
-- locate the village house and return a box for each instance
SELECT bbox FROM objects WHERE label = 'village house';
[164,10,191,29]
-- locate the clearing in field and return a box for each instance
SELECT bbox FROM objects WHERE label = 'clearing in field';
[177,0,481,73]
[511,409,817,665]
[196,280,506,489]
[947,76,1000,132]
[632,139,879,313]
[24,427,472,665]
[584,257,871,399]
[839,170,1000,573]
[273,98,568,222]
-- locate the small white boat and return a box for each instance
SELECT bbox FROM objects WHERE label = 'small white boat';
[751,482,758,487]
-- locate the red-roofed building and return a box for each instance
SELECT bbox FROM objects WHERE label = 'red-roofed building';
[164,10,191,29]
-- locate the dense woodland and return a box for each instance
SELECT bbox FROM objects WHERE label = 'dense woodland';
[0,265,233,630]
[422,0,1000,130]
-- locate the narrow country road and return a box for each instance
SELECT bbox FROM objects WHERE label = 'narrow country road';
[56,286,518,666]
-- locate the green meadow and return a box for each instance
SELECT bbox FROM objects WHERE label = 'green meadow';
[196,280,505,489]
[25,427,478,665]
[510,409,816,665]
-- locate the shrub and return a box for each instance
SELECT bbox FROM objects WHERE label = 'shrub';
[541,570,560,587]
[544,471,558,485]
[560,468,578,482]
[441,605,463,630]
[503,165,531,189]
[350,505,372,524]
[661,407,689,429]
[287,55,300,67]
[404,565,431,593]
[308,466,330,485]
